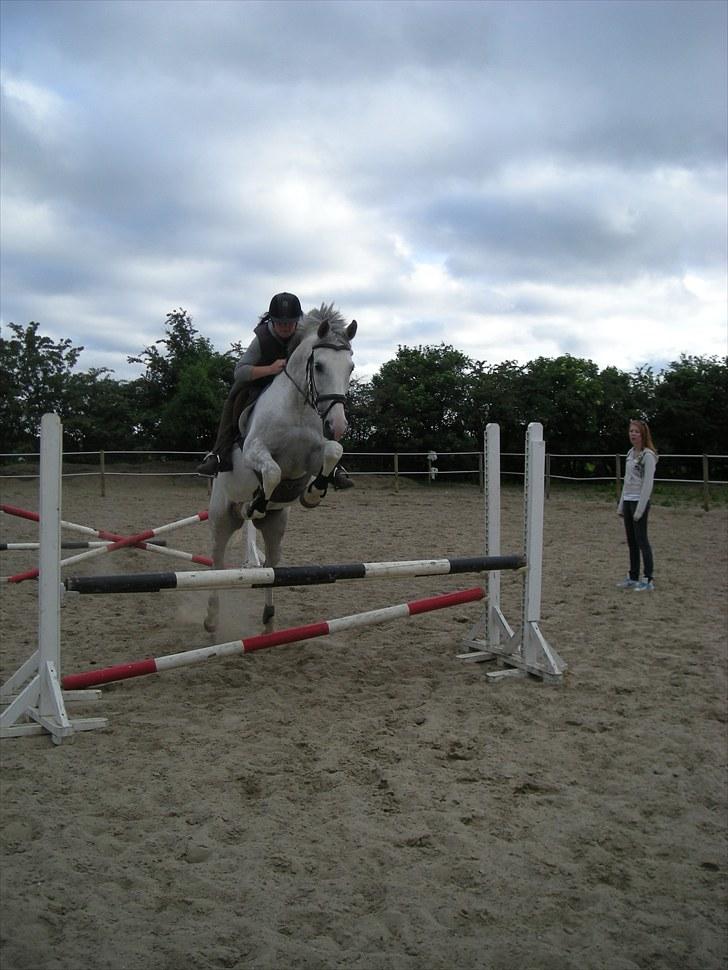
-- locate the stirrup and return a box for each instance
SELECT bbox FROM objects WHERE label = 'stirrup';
[195,452,220,477]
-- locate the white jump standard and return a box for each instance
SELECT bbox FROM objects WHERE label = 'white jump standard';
[0,415,107,742]
[458,422,567,683]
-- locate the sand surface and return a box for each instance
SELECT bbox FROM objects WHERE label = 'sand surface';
[1,473,726,970]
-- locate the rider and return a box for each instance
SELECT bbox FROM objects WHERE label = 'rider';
[195,292,354,489]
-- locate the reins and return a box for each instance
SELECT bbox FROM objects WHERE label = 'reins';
[283,338,351,422]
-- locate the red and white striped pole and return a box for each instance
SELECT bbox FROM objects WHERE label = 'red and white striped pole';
[61,586,485,691]
[1,505,212,583]
[1,540,169,552]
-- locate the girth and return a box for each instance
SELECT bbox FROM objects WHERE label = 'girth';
[268,473,312,503]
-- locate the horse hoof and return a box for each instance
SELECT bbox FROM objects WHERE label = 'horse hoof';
[300,490,323,509]
[262,604,275,625]
[204,619,217,634]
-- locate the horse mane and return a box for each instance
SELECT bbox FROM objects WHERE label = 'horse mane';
[288,303,352,353]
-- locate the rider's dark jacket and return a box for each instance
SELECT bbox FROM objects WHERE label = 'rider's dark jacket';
[230,319,297,409]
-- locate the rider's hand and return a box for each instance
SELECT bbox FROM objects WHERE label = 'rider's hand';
[269,358,286,376]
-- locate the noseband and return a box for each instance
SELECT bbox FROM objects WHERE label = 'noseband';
[284,338,351,423]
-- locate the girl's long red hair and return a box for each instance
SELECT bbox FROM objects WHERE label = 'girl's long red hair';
[630,419,657,454]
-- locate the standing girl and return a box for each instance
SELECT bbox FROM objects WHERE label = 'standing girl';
[617,419,658,591]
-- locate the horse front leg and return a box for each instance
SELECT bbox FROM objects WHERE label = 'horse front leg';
[254,508,289,631]
[300,441,343,509]
[242,440,283,518]
[321,440,344,478]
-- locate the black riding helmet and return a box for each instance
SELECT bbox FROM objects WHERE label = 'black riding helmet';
[269,292,302,323]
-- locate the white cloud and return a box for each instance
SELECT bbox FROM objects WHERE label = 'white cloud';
[1,73,70,139]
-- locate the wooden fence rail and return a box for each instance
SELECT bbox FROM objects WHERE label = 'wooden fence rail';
[1,449,726,510]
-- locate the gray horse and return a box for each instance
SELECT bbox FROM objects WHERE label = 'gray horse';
[204,304,357,634]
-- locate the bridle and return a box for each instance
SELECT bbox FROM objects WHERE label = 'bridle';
[283,338,352,423]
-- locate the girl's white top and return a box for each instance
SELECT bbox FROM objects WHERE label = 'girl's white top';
[618,447,657,520]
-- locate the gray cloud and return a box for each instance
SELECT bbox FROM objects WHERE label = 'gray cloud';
[1,0,725,380]
[417,164,726,287]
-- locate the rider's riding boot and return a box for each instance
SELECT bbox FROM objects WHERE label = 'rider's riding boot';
[332,465,354,490]
[196,452,220,477]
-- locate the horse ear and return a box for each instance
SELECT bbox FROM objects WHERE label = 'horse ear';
[317,320,330,338]
[346,320,357,340]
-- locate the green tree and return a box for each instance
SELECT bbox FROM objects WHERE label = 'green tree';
[156,358,229,451]
[652,355,728,454]
[595,366,645,453]
[470,360,529,451]
[0,322,83,451]
[367,344,477,451]
[61,372,144,451]
[628,365,658,426]
[520,355,603,452]
[129,309,232,448]
[342,377,376,450]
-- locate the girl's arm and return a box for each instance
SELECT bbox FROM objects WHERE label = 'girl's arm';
[635,450,656,520]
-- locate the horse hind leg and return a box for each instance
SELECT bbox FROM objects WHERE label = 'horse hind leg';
[204,504,241,634]
[243,520,262,566]
[254,507,289,631]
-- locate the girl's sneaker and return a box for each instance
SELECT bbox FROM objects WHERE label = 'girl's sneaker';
[634,580,655,591]
[616,577,639,588]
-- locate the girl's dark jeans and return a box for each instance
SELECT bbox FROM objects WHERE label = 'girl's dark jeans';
[622,500,653,581]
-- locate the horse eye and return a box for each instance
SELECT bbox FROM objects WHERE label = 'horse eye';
[314,362,324,373]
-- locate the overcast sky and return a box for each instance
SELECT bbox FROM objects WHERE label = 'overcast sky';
[1,0,726,382]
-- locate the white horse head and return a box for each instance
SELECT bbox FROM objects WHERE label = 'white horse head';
[287,303,357,443]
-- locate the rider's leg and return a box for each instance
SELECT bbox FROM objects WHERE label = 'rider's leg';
[196,381,247,476]
[332,464,354,489]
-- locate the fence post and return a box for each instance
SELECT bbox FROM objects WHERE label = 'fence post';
[99,450,106,498]
[703,455,710,511]
[545,452,551,499]
[615,454,621,501]
[394,453,399,493]
[478,451,484,493]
